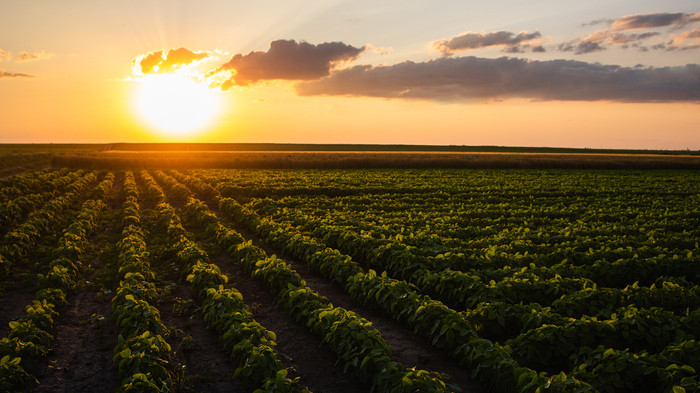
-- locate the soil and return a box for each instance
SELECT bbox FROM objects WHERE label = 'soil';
[156,279,247,393]
[30,290,120,393]
[29,204,121,393]
[211,252,368,393]
[0,279,36,338]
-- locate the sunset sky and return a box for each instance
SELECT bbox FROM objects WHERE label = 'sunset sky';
[1,1,699,149]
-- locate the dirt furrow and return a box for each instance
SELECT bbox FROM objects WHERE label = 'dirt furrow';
[156,278,247,393]
[0,281,36,338]
[210,252,367,393]
[30,290,119,393]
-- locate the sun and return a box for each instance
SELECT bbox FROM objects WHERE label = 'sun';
[133,74,222,137]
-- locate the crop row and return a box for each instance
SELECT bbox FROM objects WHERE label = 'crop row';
[181,194,452,393]
[232,201,699,392]
[259,200,698,287]
[257,212,700,319]
[145,170,298,392]
[0,169,74,200]
[216,197,597,392]
[0,170,85,232]
[0,173,112,391]
[110,172,172,392]
[186,168,699,393]
[0,171,98,276]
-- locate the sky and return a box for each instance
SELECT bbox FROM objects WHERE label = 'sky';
[1,0,699,149]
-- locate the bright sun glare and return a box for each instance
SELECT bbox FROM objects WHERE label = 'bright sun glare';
[134,74,221,137]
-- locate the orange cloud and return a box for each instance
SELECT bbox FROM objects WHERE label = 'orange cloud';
[132,47,209,75]
[669,29,700,50]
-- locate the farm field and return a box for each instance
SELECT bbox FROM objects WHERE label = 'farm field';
[0,167,698,393]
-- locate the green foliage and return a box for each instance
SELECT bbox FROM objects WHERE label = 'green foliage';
[0,355,37,392]
[2,168,697,393]
[213,169,700,392]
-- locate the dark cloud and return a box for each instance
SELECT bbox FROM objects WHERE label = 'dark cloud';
[133,47,209,74]
[0,70,34,78]
[608,32,661,45]
[559,40,606,54]
[560,25,666,54]
[582,19,611,28]
[295,56,700,103]
[610,12,700,30]
[214,39,365,87]
[433,31,542,55]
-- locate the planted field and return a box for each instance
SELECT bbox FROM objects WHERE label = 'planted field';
[0,168,698,393]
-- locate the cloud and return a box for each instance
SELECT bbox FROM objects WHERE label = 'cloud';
[433,31,543,55]
[558,40,606,54]
[15,50,53,62]
[668,28,700,50]
[609,12,700,30]
[608,32,661,45]
[562,12,700,53]
[295,56,700,103]
[558,31,662,54]
[0,70,34,78]
[0,49,54,63]
[132,47,209,75]
[213,39,365,87]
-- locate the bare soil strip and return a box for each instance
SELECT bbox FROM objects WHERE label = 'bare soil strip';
[0,280,36,338]
[30,290,120,393]
[156,278,247,393]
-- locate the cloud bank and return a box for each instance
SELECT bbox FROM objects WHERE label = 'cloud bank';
[213,39,365,88]
[130,10,700,105]
[296,56,700,102]
[132,47,209,75]
[433,31,544,54]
